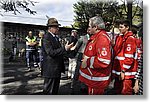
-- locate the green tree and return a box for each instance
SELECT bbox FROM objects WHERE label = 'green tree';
[119,0,143,26]
[73,0,143,32]
[73,0,121,32]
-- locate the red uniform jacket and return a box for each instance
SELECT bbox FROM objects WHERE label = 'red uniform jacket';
[136,38,142,60]
[79,30,112,88]
[112,31,138,79]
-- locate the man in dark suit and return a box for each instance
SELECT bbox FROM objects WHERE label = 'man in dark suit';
[41,18,73,95]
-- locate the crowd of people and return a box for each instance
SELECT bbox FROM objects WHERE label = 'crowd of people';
[24,16,143,95]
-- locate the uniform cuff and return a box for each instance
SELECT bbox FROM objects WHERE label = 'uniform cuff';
[87,57,95,69]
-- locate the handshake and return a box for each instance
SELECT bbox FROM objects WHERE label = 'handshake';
[65,41,74,51]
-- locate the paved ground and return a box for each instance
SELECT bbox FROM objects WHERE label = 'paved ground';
[1,57,85,95]
[1,57,114,95]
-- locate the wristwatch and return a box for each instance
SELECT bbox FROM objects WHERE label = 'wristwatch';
[121,70,125,73]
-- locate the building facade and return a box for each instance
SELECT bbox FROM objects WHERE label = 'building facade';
[2,22,83,57]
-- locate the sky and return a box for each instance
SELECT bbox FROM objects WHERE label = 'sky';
[0,0,143,27]
[0,0,78,27]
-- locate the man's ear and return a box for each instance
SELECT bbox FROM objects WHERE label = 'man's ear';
[126,26,129,30]
[95,25,99,30]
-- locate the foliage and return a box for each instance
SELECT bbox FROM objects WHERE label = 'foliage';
[73,0,120,32]
[118,0,143,26]
[0,0,37,15]
[132,5,143,25]
[73,0,143,32]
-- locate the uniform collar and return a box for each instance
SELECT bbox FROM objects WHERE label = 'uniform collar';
[123,31,133,39]
[89,30,104,41]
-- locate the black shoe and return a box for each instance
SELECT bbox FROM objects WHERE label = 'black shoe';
[70,82,73,89]
[80,88,88,95]
[34,64,38,68]
[27,66,31,71]
[70,88,74,95]
[68,76,71,79]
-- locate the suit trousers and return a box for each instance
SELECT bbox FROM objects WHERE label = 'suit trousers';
[43,77,60,95]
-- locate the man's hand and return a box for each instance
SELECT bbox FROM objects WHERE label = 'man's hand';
[70,42,78,50]
[120,71,125,80]
[65,41,73,51]
[81,55,89,68]
[70,45,76,50]
[111,39,115,46]
[83,55,89,59]
[81,58,87,68]
[133,79,139,94]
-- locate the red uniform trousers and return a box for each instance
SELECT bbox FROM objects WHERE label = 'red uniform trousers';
[88,79,110,95]
[88,87,104,95]
[114,78,135,95]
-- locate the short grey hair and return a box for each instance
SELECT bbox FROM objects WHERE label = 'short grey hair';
[71,29,77,32]
[39,30,45,34]
[90,16,105,29]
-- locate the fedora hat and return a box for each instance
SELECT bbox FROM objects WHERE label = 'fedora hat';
[47,18,61,27]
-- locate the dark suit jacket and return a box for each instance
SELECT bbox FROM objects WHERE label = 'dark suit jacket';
[41,32,66,78]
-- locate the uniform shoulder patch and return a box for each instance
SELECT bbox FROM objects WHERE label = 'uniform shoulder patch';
[101,48,107,56]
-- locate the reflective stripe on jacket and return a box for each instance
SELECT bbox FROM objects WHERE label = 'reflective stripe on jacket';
[79,30,112,88]
[26,36,37,51]
[112,31,138,79]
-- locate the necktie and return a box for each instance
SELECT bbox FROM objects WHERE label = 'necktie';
[54,36,59,42]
